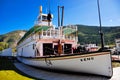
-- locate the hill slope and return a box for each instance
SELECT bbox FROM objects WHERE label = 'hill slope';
[77,25,120,45]
[0,30,26,48]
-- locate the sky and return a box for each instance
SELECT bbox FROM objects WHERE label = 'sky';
[0,0,120,34]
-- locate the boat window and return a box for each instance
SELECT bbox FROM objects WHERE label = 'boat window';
[51,30,54,35]
[33,44,35,49]
[55,31,58,36]
[47,31,50,36]
[43,31,46,36]
[42,16,47,21]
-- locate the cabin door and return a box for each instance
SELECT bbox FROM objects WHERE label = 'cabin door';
[43,43,54,55]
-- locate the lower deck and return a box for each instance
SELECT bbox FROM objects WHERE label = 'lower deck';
[43,43,72,55]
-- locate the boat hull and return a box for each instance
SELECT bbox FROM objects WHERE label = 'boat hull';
[17,51,113,77]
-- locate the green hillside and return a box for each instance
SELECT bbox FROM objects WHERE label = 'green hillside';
[77,25,120,45]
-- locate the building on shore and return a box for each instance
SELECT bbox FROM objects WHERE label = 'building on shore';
[115,39,120,54]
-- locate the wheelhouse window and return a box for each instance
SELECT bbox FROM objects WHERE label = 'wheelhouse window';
[42,16,47,21]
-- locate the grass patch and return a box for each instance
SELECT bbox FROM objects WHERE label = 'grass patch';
[0,57,42,80]
[112,62,120,68]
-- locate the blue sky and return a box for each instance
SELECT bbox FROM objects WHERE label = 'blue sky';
[0,0,120,34]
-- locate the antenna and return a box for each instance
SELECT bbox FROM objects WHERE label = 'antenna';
[48,0,51,13]
[97,0,105,50]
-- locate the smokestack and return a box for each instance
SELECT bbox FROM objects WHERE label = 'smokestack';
[61,6,64,26]
[58,6,60,27]
[40,6,42,13]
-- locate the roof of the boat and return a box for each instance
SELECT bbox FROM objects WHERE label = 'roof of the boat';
[63,27,76,35]
[17,25,49,45]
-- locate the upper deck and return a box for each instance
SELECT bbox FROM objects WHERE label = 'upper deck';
[17,6,78,46]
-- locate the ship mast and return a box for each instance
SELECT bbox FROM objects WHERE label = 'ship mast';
[97,0,105,50]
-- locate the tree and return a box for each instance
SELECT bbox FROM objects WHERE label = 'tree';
[0,46,3,51]
[0,42,9,51]
[12,48,16,53]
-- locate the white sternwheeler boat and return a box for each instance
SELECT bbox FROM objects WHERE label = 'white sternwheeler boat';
[17,5,113,77]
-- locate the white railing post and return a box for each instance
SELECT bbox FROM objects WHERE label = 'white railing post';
[50,29,51,37]
[41,29,43,37]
